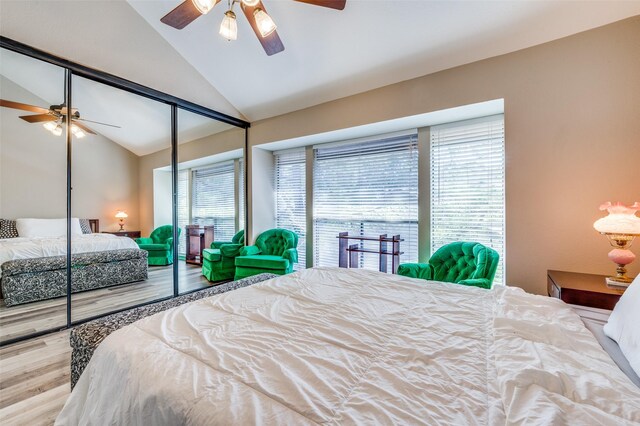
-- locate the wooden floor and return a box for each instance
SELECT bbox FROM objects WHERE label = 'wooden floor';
[0,262,211,343]
[0,262,218,425]
[0,330,71,425]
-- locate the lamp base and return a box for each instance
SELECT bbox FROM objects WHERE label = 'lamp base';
[605,276,633,288]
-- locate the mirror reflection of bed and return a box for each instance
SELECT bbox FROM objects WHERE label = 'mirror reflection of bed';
[0,41,245,343]
[0,49,247,343]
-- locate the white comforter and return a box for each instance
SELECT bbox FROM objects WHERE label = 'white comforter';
[0,234,138,277]
[56,268,640,425]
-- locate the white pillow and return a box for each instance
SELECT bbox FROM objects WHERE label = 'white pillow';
[604,274,640,377]
[16,218,83,238]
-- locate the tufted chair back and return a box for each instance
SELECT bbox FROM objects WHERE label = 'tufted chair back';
[255,229,298,256]
[150,225,179,244]
[231,229,245,245]
[429,242,499,284]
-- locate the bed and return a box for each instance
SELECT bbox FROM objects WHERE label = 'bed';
[56,267,640,425]
[0,218,148,306]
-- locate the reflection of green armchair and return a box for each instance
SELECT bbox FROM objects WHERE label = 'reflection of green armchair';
[397,242,499,289]
[234,229,298,280]
[135,225,180,266]
[202,230,245,282]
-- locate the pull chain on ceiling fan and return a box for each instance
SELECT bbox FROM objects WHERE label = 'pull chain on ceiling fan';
[161,0,346,56]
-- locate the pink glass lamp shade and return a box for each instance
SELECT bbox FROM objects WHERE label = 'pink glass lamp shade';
[593,202,640,287]
[115,211,128,231]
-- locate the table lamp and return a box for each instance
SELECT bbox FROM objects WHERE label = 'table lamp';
[593,201,640,287]
[115,211,128,231]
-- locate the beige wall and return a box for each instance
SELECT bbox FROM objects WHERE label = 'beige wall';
[0,77,140,231]
[138,127,245,237]
[247,16,640,295]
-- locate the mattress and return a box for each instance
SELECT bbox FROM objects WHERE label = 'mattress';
[56,267,640,425]
[0,234,137,278]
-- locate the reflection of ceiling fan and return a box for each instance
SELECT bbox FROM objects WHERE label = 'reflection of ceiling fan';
[0,99,120,138]
[161,0,346,56]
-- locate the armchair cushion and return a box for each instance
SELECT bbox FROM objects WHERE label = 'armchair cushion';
[202,248,221,262]
[135,237,153,245]
[235,255,290,271]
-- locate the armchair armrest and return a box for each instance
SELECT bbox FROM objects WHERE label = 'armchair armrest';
[220,243,243,257]
[166,237,174,247]
[457,278,492,289]
[212,241,233,249]
[397,263,434,280]
[239,245,261,256]
[283,248,298,264]
[135,237,153,245]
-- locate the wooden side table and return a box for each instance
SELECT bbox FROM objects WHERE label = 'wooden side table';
[185,225,215,265]
[547,270,625,310]
[102,230,141,239]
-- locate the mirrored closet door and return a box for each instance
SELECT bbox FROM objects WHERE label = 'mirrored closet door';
[70,75,174,323]
[177,108,246,294]
[0,48,68,343]
[0,36,248,344]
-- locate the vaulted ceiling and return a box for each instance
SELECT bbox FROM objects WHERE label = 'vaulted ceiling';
[2,1,639,123]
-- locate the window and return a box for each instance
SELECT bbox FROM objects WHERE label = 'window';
[313,134,419,269]
[191,160,237,242]
[275,149,306,269]
[430,115,505,284]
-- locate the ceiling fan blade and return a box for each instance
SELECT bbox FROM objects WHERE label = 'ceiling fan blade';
[294,0,346,10]
[161,0,220,29]
[19,114,55,123]
[1,99,50,114]
[76,117,121,128]
[72,121,97,135]
[241,1,285,56]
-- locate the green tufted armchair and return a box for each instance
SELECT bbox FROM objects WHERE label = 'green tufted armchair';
[135,225,180,266]
[202,230,245,282]
[397,242,499,289]
[234,229,298,279]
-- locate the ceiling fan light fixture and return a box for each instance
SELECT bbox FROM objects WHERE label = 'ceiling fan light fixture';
[254,8,277,37]
[43,121,57,132]
[70,124,86,138]
[241,0,260,6]
[51,124,63,137]
[192,0,216,15]
[219,10,238,41]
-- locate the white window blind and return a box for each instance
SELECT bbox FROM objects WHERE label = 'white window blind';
[430,115,505,284]
[177,169,189,257]
[275,149,306,269]
[313,134,419,270]
[192,161,236,242]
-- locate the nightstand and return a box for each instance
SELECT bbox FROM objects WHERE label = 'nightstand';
[102,231,141,239]
[547,270,625,310]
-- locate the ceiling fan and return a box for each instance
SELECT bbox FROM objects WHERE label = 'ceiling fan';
[0,99,120,138]
[160,0,347,56]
